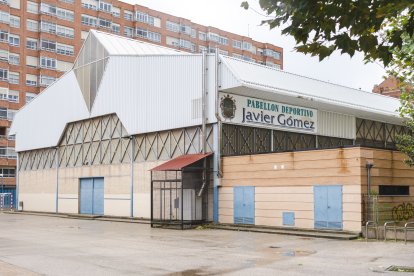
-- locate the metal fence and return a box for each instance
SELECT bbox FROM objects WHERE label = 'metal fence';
[363,195,414,225]
[0,193,13,211]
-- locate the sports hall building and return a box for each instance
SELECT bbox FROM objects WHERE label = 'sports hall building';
[10,31,414,233]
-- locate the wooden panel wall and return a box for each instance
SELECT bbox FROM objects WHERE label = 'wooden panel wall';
[219,148,365,232]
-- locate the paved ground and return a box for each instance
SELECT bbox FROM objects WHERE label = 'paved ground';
[0,213,413,275]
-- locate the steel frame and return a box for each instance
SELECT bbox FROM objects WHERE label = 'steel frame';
[19,114,214,171]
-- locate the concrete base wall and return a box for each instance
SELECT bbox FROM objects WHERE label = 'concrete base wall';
[18,160,165,218]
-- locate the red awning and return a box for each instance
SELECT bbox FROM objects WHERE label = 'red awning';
[150,153,213,171]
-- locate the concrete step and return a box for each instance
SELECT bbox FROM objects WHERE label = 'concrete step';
[209,224,360,240]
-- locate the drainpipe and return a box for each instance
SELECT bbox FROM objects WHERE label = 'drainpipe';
[213,49,221,223]
[55,147,59,214]
[130,136,134,217]
[366,163,374,221]
[198,50,208,198]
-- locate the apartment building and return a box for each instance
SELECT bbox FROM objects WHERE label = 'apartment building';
[0,0,284,205]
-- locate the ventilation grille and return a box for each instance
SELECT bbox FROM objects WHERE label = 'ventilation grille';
[191,98,202,119]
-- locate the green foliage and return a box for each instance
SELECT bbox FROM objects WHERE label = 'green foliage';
[242,0,414,165]
[241,0,414,65]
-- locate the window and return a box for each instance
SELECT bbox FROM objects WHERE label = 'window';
[40,75,56,86]
[199,32,207,41]
[166,21,179,33]
[265,49,281,60]
[191,29,196,38]
[0,50,7,61]
[179,39,191,50]
[41,21,56,34]
[8,53,19,65]
[8,72,19,84]
[124,10,133,21]
[0,108,6,118]
[112,7,120,17]
[0,168,16,177]
[40,56,57,69]
[57,43,74,56]
[0,88,6,100]
[148,31,161,43]
[57,25,74,38]
[27,19,38,32]
[9,15,20,28]
[379,185,410,196]
[136,28,161,43]
[0,11,8,25]
[27,1,38,13]
[180,25,191,35]
[136,11,148,23]
[0,30,8,42]
[111,23,120,34]
[25,92,36,103]
[41,39,56,51]
[81,2,97,10]
[233,40,242,49]
[40,3,56,15]
[57,8,74,21]
[26,74,37,86]
[60,0,74,4]
[7,109,16,121]
[81,15,97,26]
[9,34,19,46]
[208,32,227,45]
[98,18,111,29]
[124,26,134,37]
[8,90,18,102]
[99,1,112,13]
[26,38,37,50]
[0,68,7,81]
[0,147,17,159]
[242,41,252,50]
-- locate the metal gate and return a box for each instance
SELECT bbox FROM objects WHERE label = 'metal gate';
[234,186,255,225]
[79,178,104,215]
[314,185,343,230]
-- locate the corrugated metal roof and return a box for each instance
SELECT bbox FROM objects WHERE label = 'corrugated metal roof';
[219,55,400,118]
[150,153,213,171]
[91,30,188,56]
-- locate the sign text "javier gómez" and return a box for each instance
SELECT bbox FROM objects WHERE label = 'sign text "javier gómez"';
[219,93,317,132]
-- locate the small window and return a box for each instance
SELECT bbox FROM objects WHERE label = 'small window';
[379,185,410,196]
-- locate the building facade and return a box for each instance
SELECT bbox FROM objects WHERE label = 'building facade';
[11,31,414,234]
[0,0,283,201]
[372,77,402,98]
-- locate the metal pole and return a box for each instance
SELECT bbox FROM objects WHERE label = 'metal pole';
[1,174,3,194]
[213,49,221,223]
[56,147,59,213]
[130,136,134,217]
[16,153,19,210]
[366,163,374,222]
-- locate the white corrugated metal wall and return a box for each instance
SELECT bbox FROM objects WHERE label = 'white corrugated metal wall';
[91,55,210,135]
[317,111,356,139]
[10,71,90,152]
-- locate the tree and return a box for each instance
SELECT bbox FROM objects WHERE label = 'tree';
[241,1,414,66]
[242,0,414,165]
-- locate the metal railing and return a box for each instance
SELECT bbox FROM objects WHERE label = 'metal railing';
[365,221,378,241]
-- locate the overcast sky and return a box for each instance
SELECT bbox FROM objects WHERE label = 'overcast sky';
[123,0,386,92]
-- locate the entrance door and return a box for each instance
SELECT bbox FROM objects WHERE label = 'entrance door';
[314,185,343,230]
[80,178,104,215]
[234,186,255,225]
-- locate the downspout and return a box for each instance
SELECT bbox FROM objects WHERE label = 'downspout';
[198,50,208,197]
[366,163,374,222]
[213,49,221,223]
[130,136,134,217]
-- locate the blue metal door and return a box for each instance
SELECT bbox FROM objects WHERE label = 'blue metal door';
[80,179,93,214]
[80,178,104,215]
[2,188,16,208]
[234,186,255,225]
[314,185,342,230]
[92,178,104,215]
